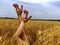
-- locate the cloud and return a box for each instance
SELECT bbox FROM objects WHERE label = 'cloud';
[0,0,60,19]
[17,0,60,4]
[48,1,60,8]
[18,0,49,3]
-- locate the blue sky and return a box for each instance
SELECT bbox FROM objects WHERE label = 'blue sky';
[0,0,60,19]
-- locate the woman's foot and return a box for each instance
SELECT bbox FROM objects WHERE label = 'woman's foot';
[13,4,23,15]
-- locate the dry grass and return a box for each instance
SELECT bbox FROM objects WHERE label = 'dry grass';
[0,18,60,45]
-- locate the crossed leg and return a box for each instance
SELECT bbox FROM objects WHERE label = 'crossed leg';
[13,4,32,45]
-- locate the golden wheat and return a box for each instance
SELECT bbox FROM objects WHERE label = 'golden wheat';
[0,19,60,45]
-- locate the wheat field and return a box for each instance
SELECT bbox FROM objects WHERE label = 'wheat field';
[0,18,60,45]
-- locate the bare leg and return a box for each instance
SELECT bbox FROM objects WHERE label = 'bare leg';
[14,21,24,37]
[13,4,29,42]
[14,21,29,44]
[13,4,32,45]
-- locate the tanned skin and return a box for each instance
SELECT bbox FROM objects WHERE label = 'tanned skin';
[13,4,32,45]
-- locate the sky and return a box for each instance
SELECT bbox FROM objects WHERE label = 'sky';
[18,0,58,3]
[0,0,60,19]
[19,0,49,3]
